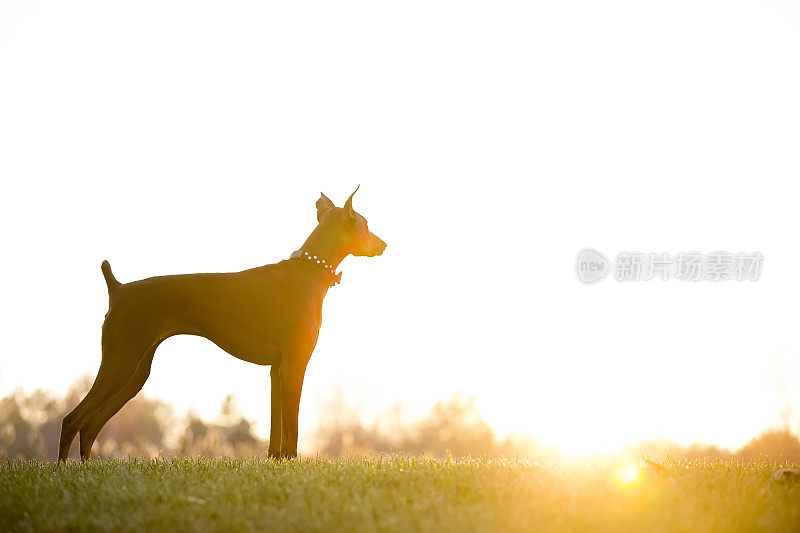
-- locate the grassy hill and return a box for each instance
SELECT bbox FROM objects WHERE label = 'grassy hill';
[2,456,800,531]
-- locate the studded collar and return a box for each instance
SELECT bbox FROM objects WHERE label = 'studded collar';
[290,250,342,287]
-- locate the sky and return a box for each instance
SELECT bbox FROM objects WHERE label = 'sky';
[1,1,799,456]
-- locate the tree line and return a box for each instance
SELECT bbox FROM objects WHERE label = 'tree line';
[2,375,799,461]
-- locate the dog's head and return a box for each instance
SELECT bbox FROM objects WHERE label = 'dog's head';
[316,186,386,257]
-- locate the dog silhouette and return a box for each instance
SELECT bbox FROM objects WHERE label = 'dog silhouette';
[59,187,385,460]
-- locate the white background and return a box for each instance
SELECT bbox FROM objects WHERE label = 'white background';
[1,1,799,454]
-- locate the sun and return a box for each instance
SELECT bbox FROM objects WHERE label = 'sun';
[613,463,642,487]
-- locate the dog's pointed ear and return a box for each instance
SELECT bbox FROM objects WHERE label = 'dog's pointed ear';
[316,193,335,222]
[343,185,360,222]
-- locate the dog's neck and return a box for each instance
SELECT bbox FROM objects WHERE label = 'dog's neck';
[291,225,348,287]
[297,225,349,269]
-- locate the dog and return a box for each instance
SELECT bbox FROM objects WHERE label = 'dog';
[58,187,386,460]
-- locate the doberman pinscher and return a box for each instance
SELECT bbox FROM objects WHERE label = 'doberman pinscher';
[58,187,385,460]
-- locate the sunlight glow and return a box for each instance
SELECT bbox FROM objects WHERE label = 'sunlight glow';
[613,463,642,488]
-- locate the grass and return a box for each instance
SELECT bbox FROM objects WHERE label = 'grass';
[2,456,800,532]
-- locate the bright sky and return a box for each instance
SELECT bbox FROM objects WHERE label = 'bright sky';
[1,1,799,456]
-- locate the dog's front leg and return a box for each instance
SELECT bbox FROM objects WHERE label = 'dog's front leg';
[279,360,308,459]
[267,365,282,458]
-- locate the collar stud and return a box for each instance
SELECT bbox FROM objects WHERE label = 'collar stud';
[291,250,341,287]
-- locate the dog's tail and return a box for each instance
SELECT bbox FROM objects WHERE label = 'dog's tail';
[101,260,121,296]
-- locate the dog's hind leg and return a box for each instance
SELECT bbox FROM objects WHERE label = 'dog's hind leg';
[58,353,141,461]
[59,375,116,460]
[60,311,158,461]
[78,341,159,460]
